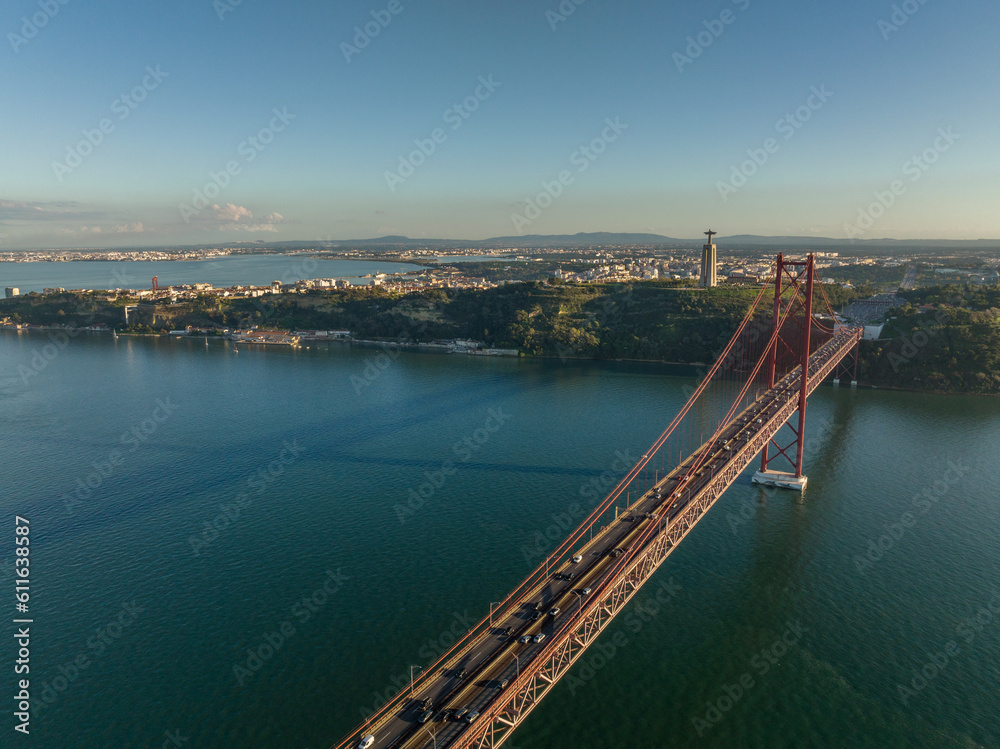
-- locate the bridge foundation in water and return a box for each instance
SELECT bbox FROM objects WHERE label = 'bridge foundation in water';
[751,469,808,491]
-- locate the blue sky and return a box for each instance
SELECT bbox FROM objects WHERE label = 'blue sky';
[2,0,998,248]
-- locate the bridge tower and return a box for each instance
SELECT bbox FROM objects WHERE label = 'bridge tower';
[752,253,815,491]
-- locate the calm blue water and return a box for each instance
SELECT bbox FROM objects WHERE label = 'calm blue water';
[1,331,998,748]
[0,255,424,294]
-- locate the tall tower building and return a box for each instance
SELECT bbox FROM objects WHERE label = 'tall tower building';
[700,229,718,288]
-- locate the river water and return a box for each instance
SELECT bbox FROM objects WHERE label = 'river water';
[0,331,997,748]
[0,255,424,294]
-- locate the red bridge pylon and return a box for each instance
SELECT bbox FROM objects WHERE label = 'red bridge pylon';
[753,253,816,491]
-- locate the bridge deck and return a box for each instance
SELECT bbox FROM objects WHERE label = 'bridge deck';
[338,328,862,749]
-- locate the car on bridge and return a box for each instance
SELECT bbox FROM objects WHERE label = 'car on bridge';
[357,735,375,749]
[572,554,583,563]
[519,634,532,644]
[418,708,434,724]
[465,710,480,724]
[533,633,546,644]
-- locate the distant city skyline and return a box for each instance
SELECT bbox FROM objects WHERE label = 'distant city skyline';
[2,0,998,249]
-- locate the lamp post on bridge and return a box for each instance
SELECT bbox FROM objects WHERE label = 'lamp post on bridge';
[410,664,422,697]
[420,725,437,748]
[490,601,501,626]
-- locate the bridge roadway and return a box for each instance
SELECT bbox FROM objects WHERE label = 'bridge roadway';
[343,328,861,749]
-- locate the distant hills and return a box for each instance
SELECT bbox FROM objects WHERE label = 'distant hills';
[12,233,1000,254]
[271,232,1000,250]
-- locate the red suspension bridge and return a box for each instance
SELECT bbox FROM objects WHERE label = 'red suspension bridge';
[335,254,862,749]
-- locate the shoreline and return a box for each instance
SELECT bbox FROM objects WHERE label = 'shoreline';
[2,326,993,397]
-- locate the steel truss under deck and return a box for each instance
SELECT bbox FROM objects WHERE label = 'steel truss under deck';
[456,330,861,749]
